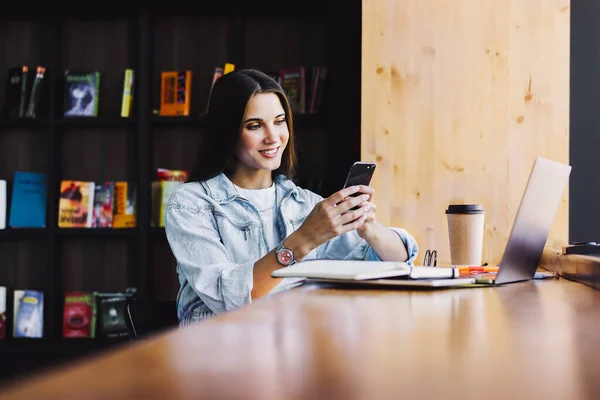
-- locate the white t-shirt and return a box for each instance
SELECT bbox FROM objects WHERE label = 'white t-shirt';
[233,182,305,296]
[233,183,280,250]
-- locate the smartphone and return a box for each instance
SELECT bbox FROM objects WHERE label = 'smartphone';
[342,162,376,209]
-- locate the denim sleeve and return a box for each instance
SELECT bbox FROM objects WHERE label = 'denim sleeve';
[164,204,254,315]
[315,227,419,265]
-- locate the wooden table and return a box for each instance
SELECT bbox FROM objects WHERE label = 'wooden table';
[3,273,600,399]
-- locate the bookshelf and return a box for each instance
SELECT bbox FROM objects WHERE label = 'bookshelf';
[0,3,361,381]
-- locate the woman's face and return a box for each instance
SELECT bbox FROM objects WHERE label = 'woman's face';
[234,92,289,183]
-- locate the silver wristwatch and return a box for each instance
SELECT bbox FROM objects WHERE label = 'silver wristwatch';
[275,242,296,266]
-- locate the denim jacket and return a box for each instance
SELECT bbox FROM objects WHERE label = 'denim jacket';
[164,173,419,325]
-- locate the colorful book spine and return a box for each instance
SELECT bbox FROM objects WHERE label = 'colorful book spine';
[18,66,29,117]
[113,181,137,228]
[92,181,114,228]
[120,69,134,117]
[159,71,192,116]
[0,179,5,230]
[223,63,235,75]
[0,286,6,339]
[25,66,46,118]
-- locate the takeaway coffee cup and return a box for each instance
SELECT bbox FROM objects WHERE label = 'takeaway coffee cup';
[445,204,485,266]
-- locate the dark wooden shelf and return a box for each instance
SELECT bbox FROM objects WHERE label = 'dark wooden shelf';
[0,118,49,129]
[53,228,138,237]
[0,228,140,239]
[0,337,130,356]
[55,117,137,129]
[0,228,49,240]
[151,115,205,127]
[294,113,327,125]
[150,227,166,236]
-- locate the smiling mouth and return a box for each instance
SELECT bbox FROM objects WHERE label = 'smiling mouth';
[259,147,279,156]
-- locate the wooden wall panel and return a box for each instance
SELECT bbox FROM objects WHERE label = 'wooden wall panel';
[361,0,570,265]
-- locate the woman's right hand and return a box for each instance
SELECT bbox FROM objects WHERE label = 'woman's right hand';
[294,185,372,251]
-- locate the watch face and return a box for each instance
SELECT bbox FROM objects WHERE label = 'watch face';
[277,249,294,266]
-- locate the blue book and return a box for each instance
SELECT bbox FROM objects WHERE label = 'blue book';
[8,171,47,228]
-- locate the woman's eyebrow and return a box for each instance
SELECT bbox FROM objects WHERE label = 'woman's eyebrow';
[243,114,286,123]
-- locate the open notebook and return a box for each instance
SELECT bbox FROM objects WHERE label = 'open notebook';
[272,260,462,281]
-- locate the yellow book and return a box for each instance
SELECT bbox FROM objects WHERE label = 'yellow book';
[223,63,235,75]
[151,181,182,227]
[112,181,137,228]
[120,69,134,117]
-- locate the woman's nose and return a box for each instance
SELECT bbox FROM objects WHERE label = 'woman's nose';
[263,126,279,142]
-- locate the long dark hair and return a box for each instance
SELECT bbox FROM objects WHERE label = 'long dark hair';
[188,69,297,182]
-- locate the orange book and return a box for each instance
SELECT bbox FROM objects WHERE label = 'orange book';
[112,181,136,228]
[159,71,192,116]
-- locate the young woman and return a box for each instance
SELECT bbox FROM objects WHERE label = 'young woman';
[164,69,418,325]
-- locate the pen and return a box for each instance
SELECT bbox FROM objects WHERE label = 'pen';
[457,266,499,274]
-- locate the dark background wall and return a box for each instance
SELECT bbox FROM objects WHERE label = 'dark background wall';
[570,0,600,243]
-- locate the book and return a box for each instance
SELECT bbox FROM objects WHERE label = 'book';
[156,168,189,182]
[97,292,134,339]
[307,66,327,114]
[112,181,136,228]
[280,67,306,114]
[14,289,44,338]
[57,180,95,228]
[64,70,100,117]
[13,290,24,337]
[92,181,114,228]
[151,181,182,227]
[8,171,47,228]
[273,260,411,280]
[159,71,192,116]
[63,291,97,339]
[313,66,327,113]
[272,260,461,280]
[0,179,5,229]
[120,69,135,117]
[0,286,6,339]
[223,63,235,75]
[1,66,29,119]
[24,66,46,118]
[205,67,223,114]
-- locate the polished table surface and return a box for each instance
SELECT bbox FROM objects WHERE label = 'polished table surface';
[3,277,600,399]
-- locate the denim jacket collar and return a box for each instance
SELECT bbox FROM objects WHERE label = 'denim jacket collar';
[202,173,303,205]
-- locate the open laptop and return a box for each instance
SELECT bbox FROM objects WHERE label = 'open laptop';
[273,156,570,288]
[467,156,571,285]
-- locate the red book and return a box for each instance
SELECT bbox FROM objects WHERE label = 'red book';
[63,291,97,338]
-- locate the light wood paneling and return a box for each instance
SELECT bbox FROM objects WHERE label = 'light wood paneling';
[362,0,570,265]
